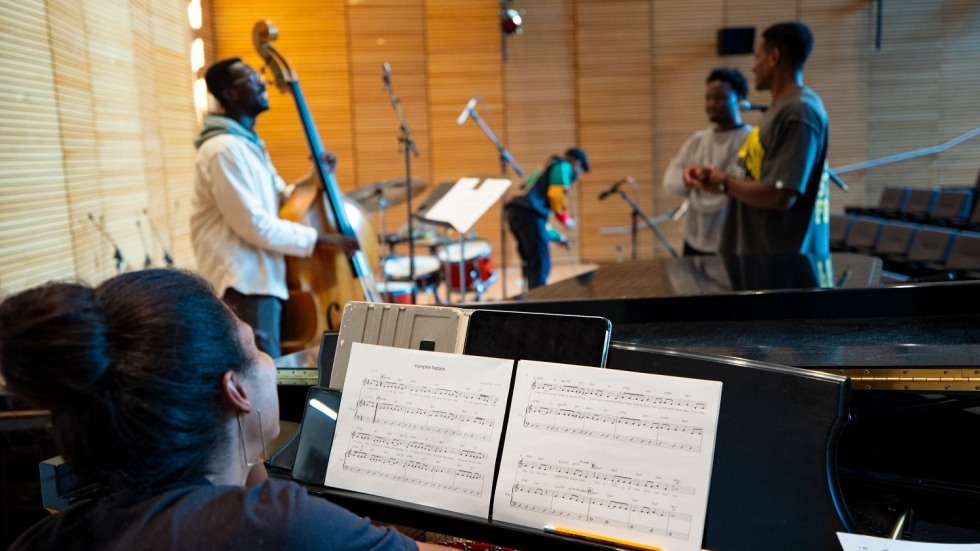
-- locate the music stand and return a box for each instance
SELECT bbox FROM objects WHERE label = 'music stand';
[414,177,511,302]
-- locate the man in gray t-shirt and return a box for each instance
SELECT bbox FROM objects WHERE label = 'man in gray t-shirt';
[695,21,830,257]
[663,67,752,255]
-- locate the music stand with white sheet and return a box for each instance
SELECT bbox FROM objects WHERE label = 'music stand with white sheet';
[414,176,511,301]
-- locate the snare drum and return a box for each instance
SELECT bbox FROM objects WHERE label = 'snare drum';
[375,281,415,304]
[382,254,441,291]
[436,239,495,290]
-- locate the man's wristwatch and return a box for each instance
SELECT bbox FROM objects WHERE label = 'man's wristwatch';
[718,176,729,195]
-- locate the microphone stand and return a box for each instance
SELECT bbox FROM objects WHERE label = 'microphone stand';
[383,63,420,303]
[144,209,175,267]
[87,214,127,274]
[464,105,523,299]
[136,220,152,268]
[607,186,679,259]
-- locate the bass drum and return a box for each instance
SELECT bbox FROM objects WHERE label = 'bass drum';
[382,254,442,292]
[436,239,495,291]
[375,281,415,304]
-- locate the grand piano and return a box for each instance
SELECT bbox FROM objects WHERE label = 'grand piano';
[275,252,980,550]
[483,253,980,544]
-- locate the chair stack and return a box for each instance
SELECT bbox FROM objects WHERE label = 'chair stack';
[836,184,980,282]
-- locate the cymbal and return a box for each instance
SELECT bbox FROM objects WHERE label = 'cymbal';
[347,178,427,212]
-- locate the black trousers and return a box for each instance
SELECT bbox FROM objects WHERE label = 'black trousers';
[683,242,713,256]
[505,205,550,289]
[222,288,283,358]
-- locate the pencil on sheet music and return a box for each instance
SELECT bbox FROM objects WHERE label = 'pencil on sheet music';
[543,525,664,551]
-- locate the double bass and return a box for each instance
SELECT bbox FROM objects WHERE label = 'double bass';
[252,20,380,334]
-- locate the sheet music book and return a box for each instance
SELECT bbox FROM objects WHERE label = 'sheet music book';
[415,177,511,234]
[325,342,723,551]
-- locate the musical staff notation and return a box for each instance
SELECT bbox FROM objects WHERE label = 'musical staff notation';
[354,399,495,440]
[509,483,692,541]
[363,377,499,405]
[517,458,695,495]
[530,379,706,411]
[351,431,487,462]
[523,405,704,452]
[342,450,484,496]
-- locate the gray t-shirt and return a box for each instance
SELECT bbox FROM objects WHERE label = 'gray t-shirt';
[663,124,752,253]
[720,86,830,256]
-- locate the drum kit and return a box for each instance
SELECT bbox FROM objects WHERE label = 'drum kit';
[346,178,497,304]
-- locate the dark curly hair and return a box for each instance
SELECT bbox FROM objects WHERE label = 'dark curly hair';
[204,57,244,108]
[706,67,748,100]
[0,269,250,495]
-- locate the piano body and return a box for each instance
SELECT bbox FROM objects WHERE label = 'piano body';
[486,254,980,544]
[271,253,980,549]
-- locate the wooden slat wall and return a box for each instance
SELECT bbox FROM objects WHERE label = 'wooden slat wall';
[576,0,656,262]
[0,0,75,291]
[867,1,980,201]
[502,0,576,268]
[0,0,197,295]
[4,0,980,294]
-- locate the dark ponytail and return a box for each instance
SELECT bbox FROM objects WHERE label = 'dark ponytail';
[0,269,250,493]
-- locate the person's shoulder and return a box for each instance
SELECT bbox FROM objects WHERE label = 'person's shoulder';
[199,133,246,150]
[7,498,100,549]
[773,89,826,127]
[691,128,711,140]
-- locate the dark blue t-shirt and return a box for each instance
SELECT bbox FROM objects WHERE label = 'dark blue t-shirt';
[10,478,417,551]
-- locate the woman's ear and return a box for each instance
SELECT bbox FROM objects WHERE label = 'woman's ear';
[221,370,251,414]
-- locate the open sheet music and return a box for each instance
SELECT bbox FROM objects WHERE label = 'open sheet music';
[493,360,722,551]
[324,343,513,517]
[416,177,511,234]
[324,343,722,551]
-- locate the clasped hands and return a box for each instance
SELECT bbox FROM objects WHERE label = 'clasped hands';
[683,165,728,194]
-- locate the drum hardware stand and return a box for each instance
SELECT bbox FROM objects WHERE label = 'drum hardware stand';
[373,188,392,289]
[457,97,524,299]
[383,62,420,303]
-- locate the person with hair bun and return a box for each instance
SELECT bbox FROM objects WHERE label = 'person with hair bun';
[0,268,441,551]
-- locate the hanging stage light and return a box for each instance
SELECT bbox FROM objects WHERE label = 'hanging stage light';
[500,7,523,35]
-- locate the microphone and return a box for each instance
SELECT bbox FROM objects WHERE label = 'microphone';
[598,178,633,200]
[740,100,768,112]
[457,97,478,125]
[382,62,391,90]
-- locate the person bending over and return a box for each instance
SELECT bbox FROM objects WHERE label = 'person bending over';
[505,147,589,289]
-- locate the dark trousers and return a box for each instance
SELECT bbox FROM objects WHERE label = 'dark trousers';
[506,205,550,289]
[683,242,713,256]
[222,288,282,358]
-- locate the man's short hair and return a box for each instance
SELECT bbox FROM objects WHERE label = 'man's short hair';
[762,22,814,70]
[706,67,748,100]
[204,57,243,107]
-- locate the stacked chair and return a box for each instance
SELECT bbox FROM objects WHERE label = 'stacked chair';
[836,184,979,282]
